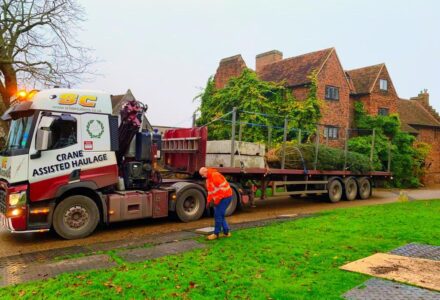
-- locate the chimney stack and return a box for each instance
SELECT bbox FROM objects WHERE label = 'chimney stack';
[256,50,283,73]
[411,89,430,106]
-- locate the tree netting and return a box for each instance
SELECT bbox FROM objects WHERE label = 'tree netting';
[266,142,377,174]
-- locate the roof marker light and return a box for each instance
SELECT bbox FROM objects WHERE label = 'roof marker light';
[17,90,27,97]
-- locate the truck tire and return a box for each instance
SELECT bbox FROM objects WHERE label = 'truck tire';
[225,188,238,217]
[357,177,371,199]
[53,195,100,240]
[344,177,358,201]
[176,188,205,222]
[328,178,343,203]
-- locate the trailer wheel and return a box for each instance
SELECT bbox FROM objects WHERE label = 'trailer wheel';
[328,178,343,203]
[225,188,239,217]
[344,177,358,201]
[176,188,205,222]
[357,177,371,199]
[53,195,100,240]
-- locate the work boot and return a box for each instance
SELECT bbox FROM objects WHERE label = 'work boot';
[221,232,232,238]
[207,234,219,240]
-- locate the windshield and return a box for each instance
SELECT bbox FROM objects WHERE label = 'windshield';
[1,112,35,154]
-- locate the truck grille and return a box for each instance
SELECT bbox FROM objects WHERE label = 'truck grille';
[0,190,6,214]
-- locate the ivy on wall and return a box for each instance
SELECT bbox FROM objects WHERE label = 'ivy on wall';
[195,68,321,143]
[348,102,431,187]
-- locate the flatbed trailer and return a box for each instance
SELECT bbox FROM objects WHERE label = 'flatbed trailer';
[162,127,392,218]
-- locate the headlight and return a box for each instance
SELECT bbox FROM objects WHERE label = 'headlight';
[9,192,26,206]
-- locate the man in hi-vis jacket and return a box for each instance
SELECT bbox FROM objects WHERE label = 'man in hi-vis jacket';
[199,167,233,240]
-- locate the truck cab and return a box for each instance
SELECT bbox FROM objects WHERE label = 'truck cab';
[0,89,119,237]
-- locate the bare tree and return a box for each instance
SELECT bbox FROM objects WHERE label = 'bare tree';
[0,0,95,127]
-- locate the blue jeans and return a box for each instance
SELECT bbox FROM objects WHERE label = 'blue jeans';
[213,196,232,235]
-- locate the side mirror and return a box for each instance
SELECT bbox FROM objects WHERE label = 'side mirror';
[35,128,52,151]
[35,116,55,151]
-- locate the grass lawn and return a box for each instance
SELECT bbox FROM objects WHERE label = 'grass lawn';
[1,200,439,299]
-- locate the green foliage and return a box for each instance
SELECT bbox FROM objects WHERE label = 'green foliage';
[195,69,321,142]
[349,102,430,187]
[1,200,439,299]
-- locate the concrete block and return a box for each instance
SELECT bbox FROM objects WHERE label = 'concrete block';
[207,140,265,156]
[206,154,265,168]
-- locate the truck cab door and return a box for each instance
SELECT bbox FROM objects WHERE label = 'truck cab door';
[28,112,80,202]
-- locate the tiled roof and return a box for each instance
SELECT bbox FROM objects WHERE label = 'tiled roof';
[397,98,440,129]
[400,122,419,134]
[346,64,384,94]
[258,48,334,87]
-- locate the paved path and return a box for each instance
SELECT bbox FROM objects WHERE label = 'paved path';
[0,187,439,258]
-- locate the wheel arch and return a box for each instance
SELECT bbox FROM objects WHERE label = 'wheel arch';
[56,185,107,224]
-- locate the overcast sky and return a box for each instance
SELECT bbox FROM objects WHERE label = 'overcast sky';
[77,0,440,127]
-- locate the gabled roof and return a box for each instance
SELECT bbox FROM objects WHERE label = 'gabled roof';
[397,98,440,131]
[345,64,384,94]
[258,48,334,87]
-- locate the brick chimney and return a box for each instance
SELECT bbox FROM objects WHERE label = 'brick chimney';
[256,50,283,73]
[410,89,440,123]
[214,54,247,89]
[411,89,430,106]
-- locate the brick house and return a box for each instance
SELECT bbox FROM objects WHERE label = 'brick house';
[346,63,399,121]
[215,48,350,147]
[213,48,440,185]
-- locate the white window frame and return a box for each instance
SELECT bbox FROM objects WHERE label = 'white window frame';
[379,79,388,91]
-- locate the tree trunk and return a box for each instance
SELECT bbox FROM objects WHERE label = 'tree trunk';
[1,64,18,108]
[0,64,18,146]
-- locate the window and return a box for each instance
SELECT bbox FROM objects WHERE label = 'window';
[324,126,339,140]
[4,114,34,151]
[50,115,77,150]
[379,79,388,91]
[378,108,389,116]
[325,86,339,100]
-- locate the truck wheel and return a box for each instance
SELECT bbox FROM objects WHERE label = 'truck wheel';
[53,195,100,240]
[176,188,205,222]
[344,177,358,201]
[225,189,238,217]
[357,177,371,199]
[328,178,343,203]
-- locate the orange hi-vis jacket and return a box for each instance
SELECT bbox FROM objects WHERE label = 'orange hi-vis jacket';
[206,168,233,205]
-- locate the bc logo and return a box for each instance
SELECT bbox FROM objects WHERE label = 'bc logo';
[58,94,97,108]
